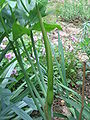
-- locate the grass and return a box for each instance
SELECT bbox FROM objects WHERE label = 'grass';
[57,0,90,22]
[45,0,90,23]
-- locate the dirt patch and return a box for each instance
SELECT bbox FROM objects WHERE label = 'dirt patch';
[49,21,81,52]
[53,98,70,120]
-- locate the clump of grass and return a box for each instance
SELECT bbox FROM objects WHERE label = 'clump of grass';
[57,0,90,22]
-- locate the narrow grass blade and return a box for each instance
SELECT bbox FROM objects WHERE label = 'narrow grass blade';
[30,31,46,92]
[49,40,63,81]
[61,97,90,120]
[21,38,46,97]
[12,105,33,120]
[58,31,67,86]
[1,61,17,88]
[53,112,67,119]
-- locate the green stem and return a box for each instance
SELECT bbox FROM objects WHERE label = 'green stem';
[36,4,53,120]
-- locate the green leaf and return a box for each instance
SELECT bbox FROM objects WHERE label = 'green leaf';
[53,112,67,118]
[17,0,36,13]
[76,81,82,85]
[0,77,16,84]
[11,88,29,103]
[33,117,43,120]
[1,61,17,88]
[28,0,48,24]
[58,83,80,99]
[12,23,30,40]
[61,97,90,120]
[0,0,5,6]
[58,31,67,86]
[32,22,62,32]
[12,105,33,120]
[23,96,37,110]
[37,0,48,6]
[49,41,63,84]
[0,104,14,116]
[0,87,11,98]
[7,0,17,9]
[0,21,4,33]
[69,107,76,119]
[67,116,76,120]
[0,115,14,120]
[30,31,46,93]
[74,108,80,120]
[0,43,11,62]
[0,87,12,106]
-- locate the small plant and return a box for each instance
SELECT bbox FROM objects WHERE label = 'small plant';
[79,21,90,58]
[57,0,90,22]
[0,0,90,120]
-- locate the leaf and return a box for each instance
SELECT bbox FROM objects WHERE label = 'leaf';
[15,0,48,25]
[0,87,11,98]
[0,104,14,116]
[11,88,29,103]
[53,112,67,118]
[1,7,14,29]
[0,33,6,45]
[28,0,48,24]
[17,0,36,13]
[0,77,16,84]
[61,97,90,120]
[58,83,80,99]
[0,21,4,33]
[8,63,32,89]
[49,41,63,83]
[76,81,82,85]
[23,96,37,110]
[0,87,12,106]
[0,43,11,62]
[69,107,76,119]
[67,116,76,120]
[12,23,30,40]
[0,115,14,120]
[0,0,5,6]
[6,0,17,9]
[1,61,17,88]
[37,0,48,6]
[6,77,16,82]
[32,22,62,32]
[58,31,67,86]
[74,108,80,120]
[12,105,33,120]
[33,117,43,120]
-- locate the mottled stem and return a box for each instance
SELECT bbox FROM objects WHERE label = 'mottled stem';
[36,4,53,120]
